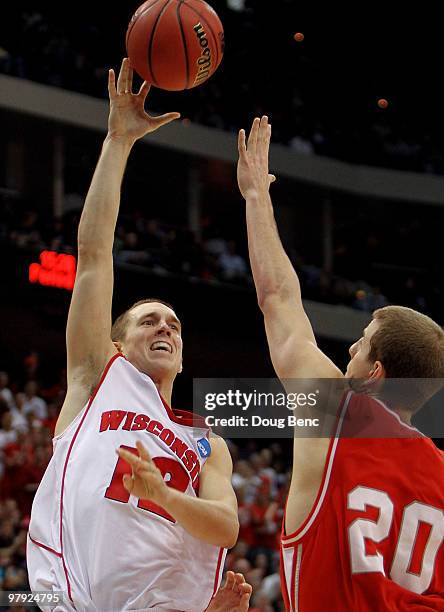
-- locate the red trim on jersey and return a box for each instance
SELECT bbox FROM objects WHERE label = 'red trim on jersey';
[281,390,351,545]
[59,351,121,607]
[290,546,298,612]
[281,435,337,547]
[212,548,225,596]
[28,535,62,558]
[203,547,225,612]
[158,394,209,429]
[280,545,291,612]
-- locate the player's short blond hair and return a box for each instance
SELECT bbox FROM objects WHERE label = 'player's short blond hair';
[111,298,176,342]
[369,305,444,410]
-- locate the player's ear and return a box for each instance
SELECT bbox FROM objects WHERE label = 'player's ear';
[368,360,385,381]
[114,341,123,353]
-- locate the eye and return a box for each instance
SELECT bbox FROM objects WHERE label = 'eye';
[142,320,154,326]
[169,324,179,331]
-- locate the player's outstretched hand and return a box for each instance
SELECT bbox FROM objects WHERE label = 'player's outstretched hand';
[117,441,169,506]
[206,571,252,612]
[107,57,180,144]
[237,115,276,201]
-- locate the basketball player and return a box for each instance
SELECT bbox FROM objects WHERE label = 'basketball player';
[26,58,251,612]
[237,115,444,611]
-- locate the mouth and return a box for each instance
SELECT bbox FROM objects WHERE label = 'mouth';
[150,341,173,354]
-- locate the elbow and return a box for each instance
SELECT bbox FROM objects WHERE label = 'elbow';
[257,290,277,312]
[257,290,286,313]
[220,515,239,549]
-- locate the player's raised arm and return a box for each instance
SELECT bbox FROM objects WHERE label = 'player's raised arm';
[237,116,342,380]
[56,59,180,436]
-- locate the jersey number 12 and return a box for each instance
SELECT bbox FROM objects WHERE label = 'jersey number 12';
[105,445,191,522]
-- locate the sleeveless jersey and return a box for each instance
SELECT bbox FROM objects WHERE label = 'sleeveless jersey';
[27,354,226,612]
[281,390,444,612]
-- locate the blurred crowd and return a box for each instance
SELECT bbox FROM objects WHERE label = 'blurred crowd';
[3,199,444,322]
[1,3,444,175]
[0,360,290,610]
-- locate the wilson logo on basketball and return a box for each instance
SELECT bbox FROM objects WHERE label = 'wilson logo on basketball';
[193,22,212,86]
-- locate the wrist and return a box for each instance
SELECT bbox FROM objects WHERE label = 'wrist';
[157,485,177,512]
[243,188,269,202]
[104,132,136,150]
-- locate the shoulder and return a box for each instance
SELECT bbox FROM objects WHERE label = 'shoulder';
[205,436,233,474]
[344,392,424,439]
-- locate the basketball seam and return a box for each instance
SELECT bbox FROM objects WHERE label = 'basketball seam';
[126,0,164,51]
[177,1,190,89]
[149,0,174,86]
[182,0,220,71]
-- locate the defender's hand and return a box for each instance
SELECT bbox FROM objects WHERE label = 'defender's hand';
[207,572,252,612]
[237,116,276,200]
[107,58,180,144]
[117,441,169,506]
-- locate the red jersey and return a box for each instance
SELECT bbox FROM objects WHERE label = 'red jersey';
[281,390,444,611]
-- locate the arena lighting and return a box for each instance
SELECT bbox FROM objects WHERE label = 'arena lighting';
[29,250,76,291]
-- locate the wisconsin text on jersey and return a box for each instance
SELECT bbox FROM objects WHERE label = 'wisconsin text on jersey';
[99,410,201,485]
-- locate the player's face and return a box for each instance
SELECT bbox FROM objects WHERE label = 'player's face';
[122,303,183,380]
[345,319,380,379]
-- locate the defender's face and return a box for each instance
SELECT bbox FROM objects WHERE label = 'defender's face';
[345,319,380,379]
[122,302,183,380]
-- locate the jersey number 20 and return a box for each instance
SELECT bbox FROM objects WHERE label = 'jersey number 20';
[348,485,444,594]
[105,445,190,522]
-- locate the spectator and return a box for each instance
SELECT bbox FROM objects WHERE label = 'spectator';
[219,241,248,282]
[21,382,47,421]
[0,372,15,411]
[0,413,17,451]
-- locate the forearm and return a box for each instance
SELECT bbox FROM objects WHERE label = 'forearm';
[162,488,239,548]
[245,190,302,308]
[77,135,133,254]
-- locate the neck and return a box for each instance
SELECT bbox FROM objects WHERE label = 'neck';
[393,406,412,425]
[152,377,174,407]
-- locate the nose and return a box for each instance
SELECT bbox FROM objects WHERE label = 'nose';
[349,343,356,357]
[156,321,171,336]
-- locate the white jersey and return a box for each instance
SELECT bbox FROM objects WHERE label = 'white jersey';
[27,354,226,612]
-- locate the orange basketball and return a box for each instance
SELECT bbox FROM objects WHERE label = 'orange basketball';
[126,0,224,91]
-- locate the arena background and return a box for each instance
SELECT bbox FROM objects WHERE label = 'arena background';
[1,3,444,610]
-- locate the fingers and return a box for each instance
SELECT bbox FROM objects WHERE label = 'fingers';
[239,591,252,611]
[243,115,271,156]
[126,63,134,93]
[122,473,134,493]
[223,570,235,591]
[138,80,151,99]
[258,116,270,163]
[151,111,181,128]
[117,447,141,469]
[116,58,128,94]
[136,440,151,462]
[233,573,246,591]
[108,69,117,100]
[238,129,247,157]
[247,116,260,154]
[239,583,252,596]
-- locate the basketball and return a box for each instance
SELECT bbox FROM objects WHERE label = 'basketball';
[126,0,224,91]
